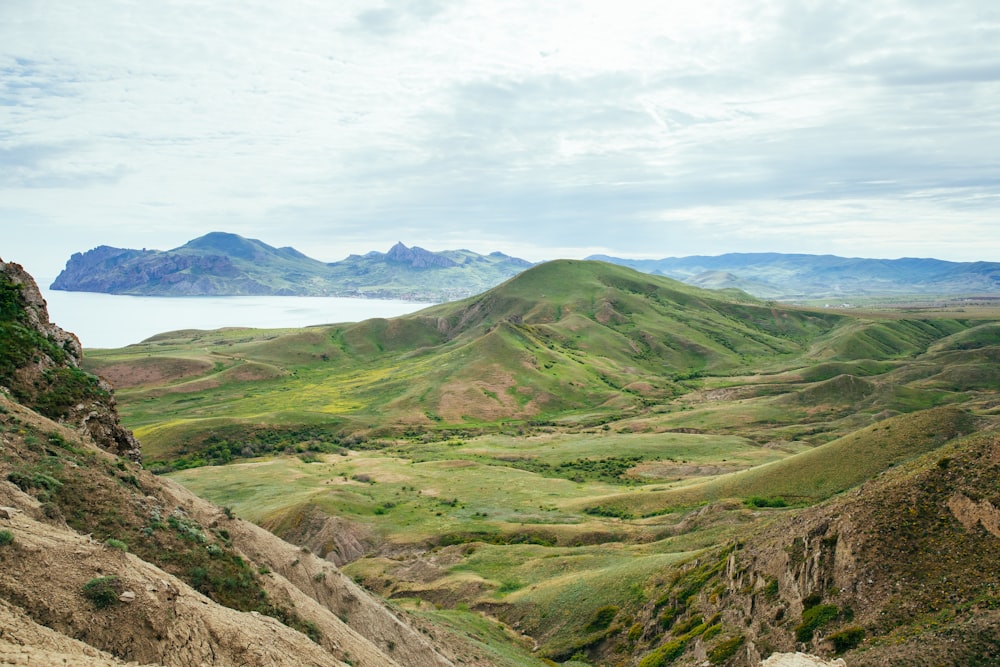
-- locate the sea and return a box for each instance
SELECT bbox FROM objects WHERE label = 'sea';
[39,284,434,349]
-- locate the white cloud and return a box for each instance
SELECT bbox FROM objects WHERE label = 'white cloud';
[1,0,999,281]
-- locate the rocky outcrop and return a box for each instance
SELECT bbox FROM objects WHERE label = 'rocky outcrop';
[2,257,83,359]
[0,257,141,461]
[762,653,846,667]
[263,504,374,566]
[947,491,1000,539]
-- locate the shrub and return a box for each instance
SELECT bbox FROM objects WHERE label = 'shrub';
[33,367,107,420]
[802,592,823,610]
[104,538,128,551]
[829,626,865,652]
[0,529,13,546]
[585,605,619,632]
[672,614,703,636]
[745,496,788,508]
[583,504,635,519]
[708,636,745,664]
[638,638,686,667]
[7,470,62,494]
[82,576,123,609]
[795,604,839,642]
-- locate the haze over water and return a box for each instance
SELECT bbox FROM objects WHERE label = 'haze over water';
[40,285,431,349]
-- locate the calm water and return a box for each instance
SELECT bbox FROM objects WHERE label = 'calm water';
[40,287,434,349]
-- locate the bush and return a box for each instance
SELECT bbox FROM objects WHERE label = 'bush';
[829,626,865,652]
[104,538,128,551]
[82,576,123,609]
[672,614,703,636]
[583,504,635,519]
[745,496,788,508]
[33,367,107,420]
[585,605,619,632]
[708,636,745,664]
[638,638,686,667]
[0,529,13,546]
[795,604,839,642]
[8,470,62,494]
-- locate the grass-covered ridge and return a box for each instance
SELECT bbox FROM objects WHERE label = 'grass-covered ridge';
[87,261,861,465]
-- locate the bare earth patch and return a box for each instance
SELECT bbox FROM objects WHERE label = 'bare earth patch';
[86,357,214,388]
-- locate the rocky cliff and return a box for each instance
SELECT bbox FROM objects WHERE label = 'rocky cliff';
[0,257,141,461]
[0,257,495,666]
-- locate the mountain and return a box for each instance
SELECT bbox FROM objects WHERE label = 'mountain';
[51,232,533,300]
[587,252,1000,299]
[327,242,533,301]
[0,256,493,666]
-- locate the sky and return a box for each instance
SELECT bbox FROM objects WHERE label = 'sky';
[2,0,1000,282]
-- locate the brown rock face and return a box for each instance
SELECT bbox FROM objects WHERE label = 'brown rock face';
[0,257,141,462]
[2,258,83,359]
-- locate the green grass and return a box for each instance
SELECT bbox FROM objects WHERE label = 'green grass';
[593,406,977,515]
[86,261,865,456]
[403,604,551,667]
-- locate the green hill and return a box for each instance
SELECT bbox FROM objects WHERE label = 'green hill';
[76,257,1000,665]
[85,260,857,463]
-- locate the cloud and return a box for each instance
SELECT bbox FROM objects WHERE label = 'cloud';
[1,0,998,280]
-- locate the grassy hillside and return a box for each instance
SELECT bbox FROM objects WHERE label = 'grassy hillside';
[86,261,857,466]
[80,259,1000,665]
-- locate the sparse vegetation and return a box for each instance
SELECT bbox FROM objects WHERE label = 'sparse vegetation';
[795,604,840,642]
[745,495,788,508]
[829,626,865,652]
[82,576,123,609]
[0,529,14,547]
[707,635,744,664]
[584,605,619,632]
[104,538,129,551]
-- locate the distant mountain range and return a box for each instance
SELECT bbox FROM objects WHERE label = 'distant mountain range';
[52,233,1000,301]
[51,232,533,300]
[587,252,1000,300]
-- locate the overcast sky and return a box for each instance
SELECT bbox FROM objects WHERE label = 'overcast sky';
[3,1,999,281]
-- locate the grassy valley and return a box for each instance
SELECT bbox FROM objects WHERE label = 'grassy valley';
[82,259,1000,665]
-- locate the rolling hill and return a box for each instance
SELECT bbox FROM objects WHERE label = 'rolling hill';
[72,257,1000,665]
[51,232,532,300]
[84,260,857,462]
